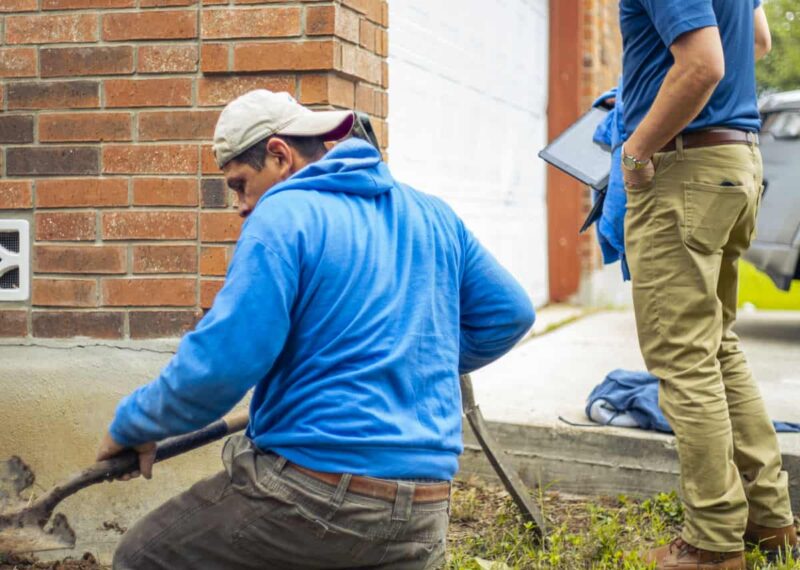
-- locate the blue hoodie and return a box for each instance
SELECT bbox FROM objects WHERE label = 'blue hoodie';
[110,139,535,480]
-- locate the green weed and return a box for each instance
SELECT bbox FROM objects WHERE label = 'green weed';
[446,480,799,570]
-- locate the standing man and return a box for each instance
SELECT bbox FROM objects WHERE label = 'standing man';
[97,89,535,569]
[619,1,796,568]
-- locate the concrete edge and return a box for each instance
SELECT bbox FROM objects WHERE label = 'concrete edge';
[460,419,800,513]
[0,338,179,353]
[518,304,600,344]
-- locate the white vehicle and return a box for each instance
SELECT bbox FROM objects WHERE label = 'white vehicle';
[745,90,800,289]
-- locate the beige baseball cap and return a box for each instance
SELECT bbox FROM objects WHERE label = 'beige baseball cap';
[212,89,355,168]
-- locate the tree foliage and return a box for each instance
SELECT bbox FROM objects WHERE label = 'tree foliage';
[757,0,800,93]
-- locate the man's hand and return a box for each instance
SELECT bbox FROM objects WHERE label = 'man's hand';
[96,431,157,481]
[622,158,656,190]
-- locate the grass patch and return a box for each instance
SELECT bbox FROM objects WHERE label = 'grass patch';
[446,477,800,569]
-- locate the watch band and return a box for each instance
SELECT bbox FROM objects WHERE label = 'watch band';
[622,147,650,171]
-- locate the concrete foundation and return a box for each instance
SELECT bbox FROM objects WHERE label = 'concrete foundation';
[0,340,232,563]
[460,421,800,515]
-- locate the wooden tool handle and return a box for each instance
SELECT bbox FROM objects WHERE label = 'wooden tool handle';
[32,409,249,523]
[460,374,477,412]
[95,409,250,478]
[153,408,249,464]
[458,373,546,537]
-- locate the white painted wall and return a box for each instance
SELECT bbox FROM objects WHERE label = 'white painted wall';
[388,0,550,306]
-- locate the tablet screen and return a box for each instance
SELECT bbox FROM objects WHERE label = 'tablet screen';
[538,107,611,190]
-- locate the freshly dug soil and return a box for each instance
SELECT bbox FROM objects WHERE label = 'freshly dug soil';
[0,553,106,569]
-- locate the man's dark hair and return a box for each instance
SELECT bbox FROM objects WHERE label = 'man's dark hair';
[234,135,327,171]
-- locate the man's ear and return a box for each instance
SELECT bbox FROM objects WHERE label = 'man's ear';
[265,137,294,174]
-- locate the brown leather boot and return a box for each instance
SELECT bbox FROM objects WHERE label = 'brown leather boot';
[744,521,799,560]
[643,538,745,569]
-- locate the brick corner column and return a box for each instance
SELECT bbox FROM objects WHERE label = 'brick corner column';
[546,0,621,302]
[0,0,389,340]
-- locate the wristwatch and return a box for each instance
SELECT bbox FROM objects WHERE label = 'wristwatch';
[621,147,651,171]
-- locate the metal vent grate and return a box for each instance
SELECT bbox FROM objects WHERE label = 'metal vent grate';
[0,221,29,301]
[0,267,19,290]
[0,232,19,254]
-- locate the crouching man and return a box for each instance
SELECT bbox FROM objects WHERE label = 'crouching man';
[97,89,535,570]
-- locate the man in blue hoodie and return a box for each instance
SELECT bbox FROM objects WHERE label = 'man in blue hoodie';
[99,89,535,569]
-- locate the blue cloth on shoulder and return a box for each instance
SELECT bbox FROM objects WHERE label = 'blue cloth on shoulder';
[592,86,630,280]
[587,370,800,434]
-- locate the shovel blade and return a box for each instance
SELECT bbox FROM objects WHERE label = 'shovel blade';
[0,513,76,554]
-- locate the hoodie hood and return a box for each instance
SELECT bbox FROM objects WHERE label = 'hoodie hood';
[258,138,393,209]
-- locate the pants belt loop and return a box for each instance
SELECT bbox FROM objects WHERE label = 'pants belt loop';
[326,473,352,520]
[391,482,415,523]
[272,455,288,474]
[676,133,685,161]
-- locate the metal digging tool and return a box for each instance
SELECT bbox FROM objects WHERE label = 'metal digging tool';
[460,374,546,538]
[0,409,249,555]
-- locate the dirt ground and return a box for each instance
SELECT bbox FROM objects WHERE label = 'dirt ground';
[0,553,105,570]
[3,479,797,569]
[0,480,624,570]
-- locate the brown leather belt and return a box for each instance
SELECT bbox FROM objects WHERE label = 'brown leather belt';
[289,463,451,504]
[660,128,758,153]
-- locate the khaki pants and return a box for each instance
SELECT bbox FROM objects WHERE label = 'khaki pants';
[113,435,449,569]
[624,140,794,552]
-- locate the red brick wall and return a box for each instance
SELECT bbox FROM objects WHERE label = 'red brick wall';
[580,0,621,273]
[582,0,622,111]
[547,0,621,301]
[0,0,388,339]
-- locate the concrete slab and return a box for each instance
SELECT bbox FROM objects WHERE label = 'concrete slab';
[463,309,800,511]
[524,303,590,338]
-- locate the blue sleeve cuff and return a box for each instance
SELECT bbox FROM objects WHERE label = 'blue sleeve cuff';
[108,397,136,447]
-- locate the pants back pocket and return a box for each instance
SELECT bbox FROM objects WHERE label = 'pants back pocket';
[683,181,749,254]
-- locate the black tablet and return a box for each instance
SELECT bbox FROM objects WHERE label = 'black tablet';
[538,107,611,190]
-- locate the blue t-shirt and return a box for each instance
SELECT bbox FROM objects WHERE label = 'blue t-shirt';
[620,0,762,136]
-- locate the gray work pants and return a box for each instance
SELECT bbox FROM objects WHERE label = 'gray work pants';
[113,435,449,569]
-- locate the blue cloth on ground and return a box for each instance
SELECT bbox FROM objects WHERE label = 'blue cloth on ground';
[109,138,535,481]
[587,369,800,434]
[592,86,630,280]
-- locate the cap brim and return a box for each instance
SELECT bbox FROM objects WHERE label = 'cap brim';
[277,110,355,141]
